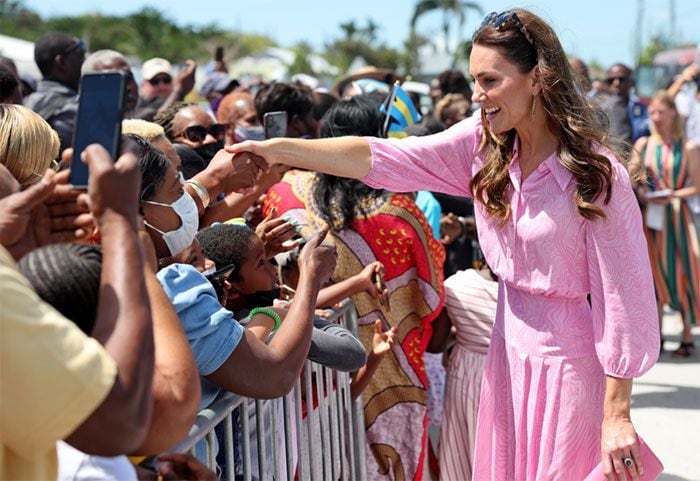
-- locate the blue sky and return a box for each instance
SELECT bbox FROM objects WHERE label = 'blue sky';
[23,0,700,67]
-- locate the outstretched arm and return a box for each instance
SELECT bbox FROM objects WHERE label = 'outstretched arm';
[227,137,372,180]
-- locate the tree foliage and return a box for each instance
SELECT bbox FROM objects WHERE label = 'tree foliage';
[0,1,277,63]
[324,18,402,73]
[638,34,672,66]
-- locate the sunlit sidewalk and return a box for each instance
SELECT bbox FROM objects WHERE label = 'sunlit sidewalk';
[633,309,700,481]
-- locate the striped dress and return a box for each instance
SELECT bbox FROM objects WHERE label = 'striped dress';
[438,269,498,481]
[643,140,700,325]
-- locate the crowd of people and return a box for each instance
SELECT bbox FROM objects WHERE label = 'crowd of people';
[1,6,698,481]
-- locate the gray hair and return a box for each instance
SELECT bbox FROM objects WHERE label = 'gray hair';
[81,49,126,75]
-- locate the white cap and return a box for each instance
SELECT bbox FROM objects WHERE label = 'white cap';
[141,57,173,81]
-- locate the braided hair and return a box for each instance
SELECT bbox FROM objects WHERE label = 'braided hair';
[153,101,195,140]
[18,244,102,335]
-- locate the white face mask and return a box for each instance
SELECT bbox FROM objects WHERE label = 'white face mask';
[144,192,199,256]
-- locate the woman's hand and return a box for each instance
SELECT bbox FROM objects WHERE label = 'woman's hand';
[601,416,643,481]
[256,208,299,259]
[225,139,276,169]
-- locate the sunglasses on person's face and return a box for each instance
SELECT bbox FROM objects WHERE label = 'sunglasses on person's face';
[605,76,630,84]
[60,39,86,58]
[148,76,172,86]
[479,10,536,47]
[175,124,227,143]
[205,263,236,285]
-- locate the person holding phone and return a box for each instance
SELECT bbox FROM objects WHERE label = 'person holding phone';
[261,96,445,481]
[630,90,700,358]
[0,145,154,479]
[230,9,660,481]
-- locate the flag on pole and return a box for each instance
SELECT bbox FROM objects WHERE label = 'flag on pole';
[380,81,422,138]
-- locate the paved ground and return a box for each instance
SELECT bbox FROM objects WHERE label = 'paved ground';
[632,310,700,481]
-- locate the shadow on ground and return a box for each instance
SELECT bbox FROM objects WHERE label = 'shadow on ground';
[632,381,700,410]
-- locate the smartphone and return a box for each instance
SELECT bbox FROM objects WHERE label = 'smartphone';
[264,111,288,139]
[374,270,391,311]
[70,72,127,188]
[215,46,224,62]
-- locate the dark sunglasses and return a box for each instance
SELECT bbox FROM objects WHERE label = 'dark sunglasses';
[175,123,227,143]
[479,11,536,47]
[60,39,86,57]
[605,76,630,84]
[148,76,172,86]
[206,263,236,285]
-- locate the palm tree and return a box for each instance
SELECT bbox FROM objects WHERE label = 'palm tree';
[340,21,358,42]
[410,0,483,57]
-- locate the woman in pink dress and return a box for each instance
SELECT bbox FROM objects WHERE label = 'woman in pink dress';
[229,8,659,480]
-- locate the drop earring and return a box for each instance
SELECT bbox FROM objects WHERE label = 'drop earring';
[530,95,537,121]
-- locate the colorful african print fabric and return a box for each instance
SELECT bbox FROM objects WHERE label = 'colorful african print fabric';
[264,170,445,481]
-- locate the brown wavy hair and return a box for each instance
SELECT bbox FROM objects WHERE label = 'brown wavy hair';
[470,8,621,223]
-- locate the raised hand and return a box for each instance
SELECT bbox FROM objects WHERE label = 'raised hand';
[297,227,336,286]
[174,59,197,98]
[255,208,300,259]
[371,319,397,357]
[83,144,141,230]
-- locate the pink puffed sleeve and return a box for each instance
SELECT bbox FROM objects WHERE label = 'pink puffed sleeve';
[586,156,660,378]
[361,113,482,196]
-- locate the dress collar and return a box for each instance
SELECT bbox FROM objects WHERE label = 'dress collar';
[511,136,572,192]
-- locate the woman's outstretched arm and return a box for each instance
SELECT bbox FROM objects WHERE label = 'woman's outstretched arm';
[227,137,372,179]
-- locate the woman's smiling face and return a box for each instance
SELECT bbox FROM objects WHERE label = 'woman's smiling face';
[469,44,538,134]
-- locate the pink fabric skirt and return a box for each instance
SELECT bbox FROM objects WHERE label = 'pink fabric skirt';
[471,285,606,481]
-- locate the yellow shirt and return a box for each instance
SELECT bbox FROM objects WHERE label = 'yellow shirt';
[0,246,117,480]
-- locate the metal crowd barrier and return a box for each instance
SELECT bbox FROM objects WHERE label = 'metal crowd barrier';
[169,300,368,481]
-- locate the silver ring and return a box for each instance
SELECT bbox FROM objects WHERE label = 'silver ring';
[623,457,633,467]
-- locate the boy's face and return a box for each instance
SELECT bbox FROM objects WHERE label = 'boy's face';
[230,236,278,296]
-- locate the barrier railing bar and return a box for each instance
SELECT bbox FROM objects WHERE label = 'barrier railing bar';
[224,412,235,481]
[240,399,252,481]
[254,399,267,478]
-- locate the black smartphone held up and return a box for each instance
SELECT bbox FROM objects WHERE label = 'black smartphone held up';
[263,111,288,139]
[374,269,391,311]
[69,72,127,188]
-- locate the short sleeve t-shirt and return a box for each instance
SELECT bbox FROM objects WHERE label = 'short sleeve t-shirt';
[157,263,244,408]
[0,246,117,481]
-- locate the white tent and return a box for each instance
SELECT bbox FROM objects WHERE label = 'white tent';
[0,34,41,79]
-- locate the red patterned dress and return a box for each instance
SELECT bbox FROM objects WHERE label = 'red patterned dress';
[264,170,445,481]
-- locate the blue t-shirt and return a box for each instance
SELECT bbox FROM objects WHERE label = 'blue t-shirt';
[157,263,244,409]
[415,190,442,240]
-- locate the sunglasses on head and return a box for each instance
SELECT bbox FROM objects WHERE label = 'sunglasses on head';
[148,76,172,86]
[479,10,536,47]
[60,39,86,57]
[206,263,236,285]
[175,123,227,143]
[605,76,630,84]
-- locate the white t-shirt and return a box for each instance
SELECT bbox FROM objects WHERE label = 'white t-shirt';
[57,441,138,481]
